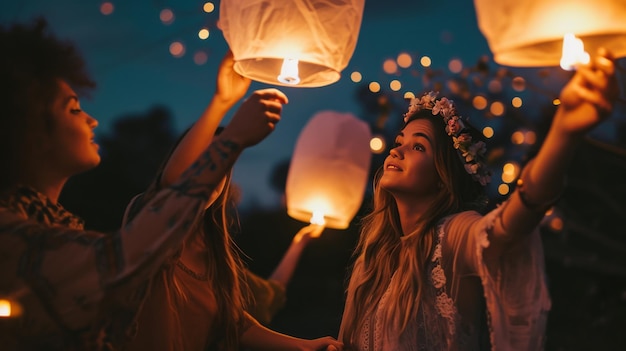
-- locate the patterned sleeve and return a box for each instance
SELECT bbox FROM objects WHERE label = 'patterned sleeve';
[0,137,241,335]
[442,205,551,350]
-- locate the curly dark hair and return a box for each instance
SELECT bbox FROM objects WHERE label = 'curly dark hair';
[0,17,96,188]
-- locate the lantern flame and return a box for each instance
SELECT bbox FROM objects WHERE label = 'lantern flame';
[560,33,590,70]
[310,210,326,226]
[277,58,301,85]
[0,299,11,317]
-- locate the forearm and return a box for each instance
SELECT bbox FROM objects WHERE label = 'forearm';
[160,98,235,187]
[492,106,587,244]
[268,236,310,287]
[240,320,308,351]
[116,136,242,283]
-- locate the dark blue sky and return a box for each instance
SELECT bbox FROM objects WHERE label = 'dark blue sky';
[2,0,497,208]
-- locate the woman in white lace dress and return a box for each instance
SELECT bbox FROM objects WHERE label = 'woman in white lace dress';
[339,49,618,351]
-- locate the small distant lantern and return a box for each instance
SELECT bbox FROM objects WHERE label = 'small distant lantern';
[474,0,626,67]
[286,111,371,229]
[219,0,365,87]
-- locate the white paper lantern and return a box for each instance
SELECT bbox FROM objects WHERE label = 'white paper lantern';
[286,111,371,229]
[219,0,365,87]
[474,0,626,66]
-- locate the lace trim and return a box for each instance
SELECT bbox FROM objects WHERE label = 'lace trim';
[431,221,458,341]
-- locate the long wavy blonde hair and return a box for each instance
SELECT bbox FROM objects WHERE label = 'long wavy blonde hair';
[154,127,248,351]
[341,110,487,346]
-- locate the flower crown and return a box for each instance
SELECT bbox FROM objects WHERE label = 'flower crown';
[403,91,491,186]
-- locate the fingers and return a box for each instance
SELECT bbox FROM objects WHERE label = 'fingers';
[254,88,289,105]
[572,48,617,112]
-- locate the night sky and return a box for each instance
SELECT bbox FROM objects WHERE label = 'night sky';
[1,0,498,208]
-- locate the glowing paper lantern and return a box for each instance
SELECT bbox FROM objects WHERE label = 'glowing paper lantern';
[286,111,371,229]
[474,0,626,66]
[219,0,365,87]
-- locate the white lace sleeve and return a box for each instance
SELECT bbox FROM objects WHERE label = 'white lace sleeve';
[444,204,551,351]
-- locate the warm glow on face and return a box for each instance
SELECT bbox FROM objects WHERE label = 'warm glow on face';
[0,300,11,317]
[560,33,590,70]
[277,58,301,85]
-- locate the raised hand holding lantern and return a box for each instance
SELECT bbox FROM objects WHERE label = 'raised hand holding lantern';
[473,0,626,68]
[219,0,365,87]
[286,111,371,229]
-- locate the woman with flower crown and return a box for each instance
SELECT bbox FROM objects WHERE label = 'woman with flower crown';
[339,48,618,351]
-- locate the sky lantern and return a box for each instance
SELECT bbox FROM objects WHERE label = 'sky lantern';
[219,0,365,87]
[286,111,371,229]
[473,0,626,67]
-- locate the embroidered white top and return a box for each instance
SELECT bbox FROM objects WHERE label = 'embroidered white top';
[339,203,551,351]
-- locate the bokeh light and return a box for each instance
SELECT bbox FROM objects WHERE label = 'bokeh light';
[420,56,432,67]
[397,52,412,68]
[512,96,522,108]
[512,76,525,91]
[369,82,381,93]
[100,2,114,15]
[498,183,510,195]
[160,8,175,25]
[482,126,494,138]
[169,41,185,58]
[203,2,215,13]
[511,131,525,144]
[489,101,505,116]
[383,59,397,74]
[193,51,208,65]
[350,71,362,82]
[370,136,386,154]
[389,80,401,91]
[198,28,210,40]
[472,95,488,110]
[448,58,463,73]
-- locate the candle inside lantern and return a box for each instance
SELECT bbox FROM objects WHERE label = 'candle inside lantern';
[277,58,301,85]
[310,210,326,226]
[560,33,590,70]
[0,299,11,317]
